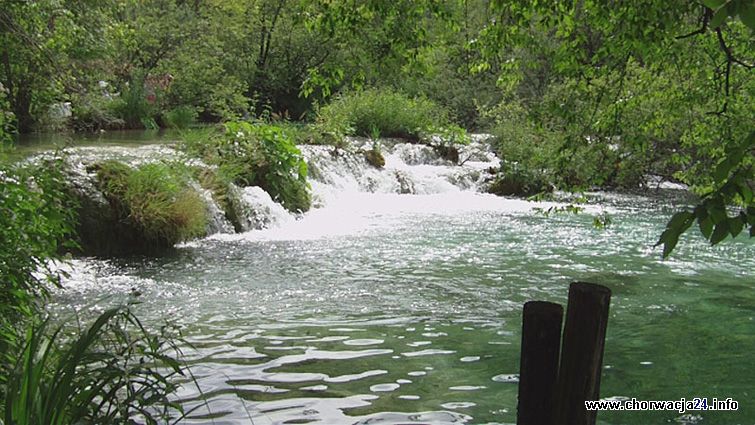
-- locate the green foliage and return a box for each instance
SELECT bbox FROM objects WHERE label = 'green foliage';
[0,86,14,145]
[0,160,77,322]
[315,88,466,143]
[3,305,185,425]
[70,90,125,132]
[179,123,311,212]
[109,75,157,129]
[487,162,552,197]
[217,122,311,212]
[163,106,197,130]
[657,131,754,257]
[95,161,207,248]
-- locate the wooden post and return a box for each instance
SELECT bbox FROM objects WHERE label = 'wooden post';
[517,301,564,425]
[554,282,612,425]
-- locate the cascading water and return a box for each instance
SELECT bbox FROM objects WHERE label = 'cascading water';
[52,136,503,241]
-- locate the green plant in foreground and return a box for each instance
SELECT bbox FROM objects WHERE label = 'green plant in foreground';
[0,160,76,321]
[3,305,186,425]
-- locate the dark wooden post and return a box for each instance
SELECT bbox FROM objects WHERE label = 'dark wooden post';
[517,301,563,425]
[554,282,612,425]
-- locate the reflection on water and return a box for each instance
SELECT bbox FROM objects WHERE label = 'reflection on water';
[8,129,184,160]
[50,190,755,425]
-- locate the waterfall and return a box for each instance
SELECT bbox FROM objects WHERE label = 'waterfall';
[301,135,499,203]
[39,135,501,251]
[232,185,295,232]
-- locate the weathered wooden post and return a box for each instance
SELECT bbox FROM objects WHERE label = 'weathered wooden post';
[517,301,563,425]
[554,282,612,425]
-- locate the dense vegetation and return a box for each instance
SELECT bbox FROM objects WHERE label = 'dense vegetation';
[0,0,753,421]
[0,159,187,422]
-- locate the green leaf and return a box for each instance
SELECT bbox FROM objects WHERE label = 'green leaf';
[713,159,732,183]
[728,215,744,237]
[661,232,680,258]
[710,6,729,28]
[667,211,695,230]
[702,0,727,9]
[699,215,714,238]
[707,200,728,223]
[737,182,753,204]
[710,221,730,245]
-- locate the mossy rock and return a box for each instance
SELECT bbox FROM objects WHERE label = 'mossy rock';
[365,148,386,168]
[75,160,208,255]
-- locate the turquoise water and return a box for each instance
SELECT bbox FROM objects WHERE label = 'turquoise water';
[51,189,755,425]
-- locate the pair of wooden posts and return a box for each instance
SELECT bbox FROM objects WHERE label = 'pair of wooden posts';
[517,282,612,425]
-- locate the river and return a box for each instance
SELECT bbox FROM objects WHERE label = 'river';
[35,131,754,425]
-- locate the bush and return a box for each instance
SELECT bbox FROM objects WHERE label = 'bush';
[0,160,77,323]
[109,75,158,129]
[364,143,385,168]
[183,122,311,212]
[163,105,197,129]
[92,161,207,251]
[315,88,467,143]
[70,90,125,132]
[219,122,311,212]
[488,162,552,197]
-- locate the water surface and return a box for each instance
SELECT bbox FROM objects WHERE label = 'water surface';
[52,191,754,425]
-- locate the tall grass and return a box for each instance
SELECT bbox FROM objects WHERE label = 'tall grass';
[95,161,208,249]
[3,305,186,425]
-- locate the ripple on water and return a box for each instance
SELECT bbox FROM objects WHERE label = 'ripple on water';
[441,401,477,409]
[402,349,456,357]
[491,374,519,383]
[460,356,480,362]
[370,383,401,392]
[406,340,433,347]
[343,338,384,346]
[399,395,421,400]
[449,385,487,391]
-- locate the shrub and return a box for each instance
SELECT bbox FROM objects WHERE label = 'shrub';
[0,160,77,323]
[488,162,552,197]
[315,88,467,143]
[0,85,14,145]
[70,91,125,132]
[109,75,157,129]
[222,122,310,212]
[163,106,197,129]
[93,161,207,251]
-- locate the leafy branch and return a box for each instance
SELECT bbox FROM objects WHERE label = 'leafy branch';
[657,131,754,257]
